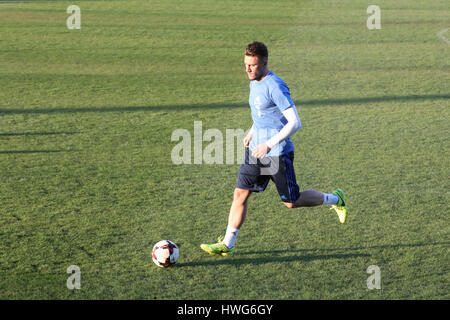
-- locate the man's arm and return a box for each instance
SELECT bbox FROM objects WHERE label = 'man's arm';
[266,105,301,148]
[243,125,254,148]
[251,105,301,158]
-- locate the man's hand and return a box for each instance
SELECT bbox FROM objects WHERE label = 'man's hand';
[252,143,271,159]
[243,134,252,148]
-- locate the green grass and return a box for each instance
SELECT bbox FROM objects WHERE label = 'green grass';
[0,0,449,299]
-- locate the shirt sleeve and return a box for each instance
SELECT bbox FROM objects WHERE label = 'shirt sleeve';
[270,82,295,112]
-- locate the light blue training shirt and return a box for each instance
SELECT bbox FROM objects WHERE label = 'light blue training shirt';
[248,70,296,157]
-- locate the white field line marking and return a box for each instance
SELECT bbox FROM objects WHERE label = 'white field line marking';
[437,28,450,45]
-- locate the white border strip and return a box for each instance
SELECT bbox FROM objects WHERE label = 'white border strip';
[437,28,450,45]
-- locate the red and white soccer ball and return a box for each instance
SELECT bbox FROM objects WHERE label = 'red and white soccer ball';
[152,240,179,268]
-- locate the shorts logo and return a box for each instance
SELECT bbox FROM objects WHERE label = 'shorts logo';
[281,195,287,201]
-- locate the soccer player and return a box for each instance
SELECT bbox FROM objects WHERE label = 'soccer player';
[200,41,348,256]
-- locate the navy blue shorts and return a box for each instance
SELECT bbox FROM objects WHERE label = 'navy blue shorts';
[236,148,300,203]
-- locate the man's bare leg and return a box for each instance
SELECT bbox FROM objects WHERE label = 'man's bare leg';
[223,188,251,248]
[293,189,325,207]
[283,189,330,208]
[228,188,251,228]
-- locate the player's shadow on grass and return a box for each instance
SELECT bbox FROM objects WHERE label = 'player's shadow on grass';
[178,252,370,267]
[248,241,450,256]
[0,94,448,114]
[179,241,449,267]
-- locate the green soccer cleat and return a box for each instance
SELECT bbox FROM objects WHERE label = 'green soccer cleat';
[200,237,235,256]
[330,188,348,224]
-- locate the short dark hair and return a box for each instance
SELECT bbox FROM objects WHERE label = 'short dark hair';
[245,41,268,62]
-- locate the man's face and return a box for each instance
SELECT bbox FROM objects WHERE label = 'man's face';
[244,55,267,81]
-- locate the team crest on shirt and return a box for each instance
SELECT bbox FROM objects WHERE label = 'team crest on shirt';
[254,96,262,117]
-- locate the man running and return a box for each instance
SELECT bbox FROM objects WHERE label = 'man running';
[201,41,348,256]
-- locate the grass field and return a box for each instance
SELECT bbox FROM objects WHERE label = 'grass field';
[0,0,449,299]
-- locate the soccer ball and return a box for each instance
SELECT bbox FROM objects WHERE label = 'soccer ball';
[152,240,179,268]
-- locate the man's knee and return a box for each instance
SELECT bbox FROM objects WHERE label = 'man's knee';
[233,188,251,203]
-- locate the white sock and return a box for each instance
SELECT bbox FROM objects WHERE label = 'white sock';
[223,226,239,249]
[323,193,339,205]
